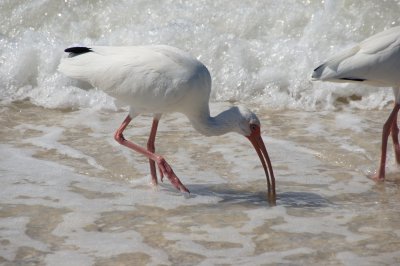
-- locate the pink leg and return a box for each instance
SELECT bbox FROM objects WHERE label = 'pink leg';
[114,115,189,193]
[390,111,400,163]
[147,116,160,186]
[374,103,400,181]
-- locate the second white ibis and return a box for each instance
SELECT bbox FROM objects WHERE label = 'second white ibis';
[312,26,400,181]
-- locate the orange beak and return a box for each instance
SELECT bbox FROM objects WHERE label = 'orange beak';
[247,127,276,203]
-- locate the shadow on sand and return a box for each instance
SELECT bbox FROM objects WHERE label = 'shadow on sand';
[163,183,333,208]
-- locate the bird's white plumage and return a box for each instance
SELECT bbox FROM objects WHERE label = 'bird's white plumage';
[59,45,211,116]
[312,26,400,88]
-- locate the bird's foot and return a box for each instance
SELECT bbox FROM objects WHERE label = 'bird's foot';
[156,156,190,193]
[169,174,190,193]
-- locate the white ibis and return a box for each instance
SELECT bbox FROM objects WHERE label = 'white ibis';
[59,45,276,201]
[312,26,400,180]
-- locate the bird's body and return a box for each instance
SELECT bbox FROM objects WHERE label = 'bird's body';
[60,45,210,115]
[59,45,276,201]
[312,26,400,180]
[313,26,400,87]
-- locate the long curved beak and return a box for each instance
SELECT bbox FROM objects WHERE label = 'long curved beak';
[247,131,276,204]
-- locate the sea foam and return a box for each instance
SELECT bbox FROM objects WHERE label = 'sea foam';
[1,1,399,111]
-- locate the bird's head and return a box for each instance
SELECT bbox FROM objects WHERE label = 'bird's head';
[234,105,261,136]
[234,106,276,202]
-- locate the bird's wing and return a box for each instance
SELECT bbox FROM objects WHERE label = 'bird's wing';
[59,46,208,113]
[360,26,400,54]
[59,46,173,90]
[312,26,400,86]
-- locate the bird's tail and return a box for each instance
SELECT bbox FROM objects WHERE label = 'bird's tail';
[64,47,93,57]
[58,47,97,83]
[311,63,326,80]
[311,45,360,82]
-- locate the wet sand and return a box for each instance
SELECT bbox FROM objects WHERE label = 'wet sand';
[1,101,400,265]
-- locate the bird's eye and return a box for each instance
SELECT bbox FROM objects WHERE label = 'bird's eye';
[250,124,257,131]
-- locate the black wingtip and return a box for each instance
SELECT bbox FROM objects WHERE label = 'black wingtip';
[64,47,92,57]
[340,77,366,82]
[313,64,324,72]
[311,64,325,80]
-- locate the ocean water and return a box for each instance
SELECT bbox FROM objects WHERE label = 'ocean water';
[1,0,400,265]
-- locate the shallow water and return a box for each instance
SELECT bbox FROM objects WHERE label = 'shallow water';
[1,102,400,265]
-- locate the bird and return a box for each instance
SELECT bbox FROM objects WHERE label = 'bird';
[58,45,276,201]
[312,26,400,181]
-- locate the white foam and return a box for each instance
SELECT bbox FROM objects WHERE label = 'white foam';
[271,208,369,242]
[334,113,365,133]
[0,144,223,263]
[163,206,314,264]
[337,251,400,266]
[45,251,94,266]
[52,221,169,265]
[15,124,104,170]
[1,1,398,111]
[0,217,49,261]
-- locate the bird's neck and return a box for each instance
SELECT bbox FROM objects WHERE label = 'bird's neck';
[188,107,239,137]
